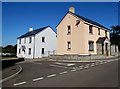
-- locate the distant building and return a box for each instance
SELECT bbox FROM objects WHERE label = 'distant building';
[17,26,56,58]
[56,7,112,56]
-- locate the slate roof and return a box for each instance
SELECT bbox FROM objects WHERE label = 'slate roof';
[18,26,49,39]
[56,11,109,30]
[69,11,109,30]
[96,37,107,43]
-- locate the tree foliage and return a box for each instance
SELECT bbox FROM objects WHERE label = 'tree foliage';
[110,25,120,51]
[2,44,17,54]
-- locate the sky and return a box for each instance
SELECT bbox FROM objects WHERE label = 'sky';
[2,2,118,47]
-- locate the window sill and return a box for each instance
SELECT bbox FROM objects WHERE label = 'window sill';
[67,49,71,51]
[89,33,93,35]
[89,50,94,52]
[67,33,71,35]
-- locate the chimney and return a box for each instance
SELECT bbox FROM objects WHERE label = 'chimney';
[29,27,33,32]
[69,6,75,13]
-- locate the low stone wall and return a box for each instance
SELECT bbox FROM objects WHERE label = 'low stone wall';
[110,52,120,56]
[48,54,115,60]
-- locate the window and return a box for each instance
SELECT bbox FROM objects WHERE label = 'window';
[98,28,100,35]
[67,41,71,50]
[67,26,71,34]
[19,39,21,44]
[105,30,107,37]
[41,48,44,54]
[42,37,45,42]
[76,20,80,26]
[89,25,93,34]
[89,41,94,51]
[19,49,21,54]
[28,48,31,55]
[29,37,32,43]
[24,38,26,43]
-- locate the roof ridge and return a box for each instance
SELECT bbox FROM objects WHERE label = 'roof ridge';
[68,11,109,30]
[17,26,50,39]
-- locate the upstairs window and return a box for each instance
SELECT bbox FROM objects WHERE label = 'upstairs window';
[28,48,31,55]
[105,30,107,37]
[24,38,26,43]
[67,41,71,50]
[89,41,94,51]
[29,37,32,43]
[19,39,21,44]
[89,25,93,34]
[42,37,45,42]
[67,26,71,34]
[98,28,100,35]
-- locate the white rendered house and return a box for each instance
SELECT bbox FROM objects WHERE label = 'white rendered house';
[17,26,57,59]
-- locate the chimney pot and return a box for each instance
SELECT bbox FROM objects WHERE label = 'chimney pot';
[69,6,75,13]
[29,27,33,32]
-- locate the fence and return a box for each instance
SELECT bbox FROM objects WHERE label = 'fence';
[41,50,57,57]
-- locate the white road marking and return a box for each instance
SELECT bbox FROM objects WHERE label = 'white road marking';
[84,66,89,68]
[50,64,68,68]
[47,74,56,78]
[33,77,44,81]
[55,62,75,67]
[67,64,75,66]
[100,61,103,64]
[78,67,83,70]
[91,63,95,65]
[104,61,107,63]
[59,71,68,74]
[79,65,83,68]
[71,69,77,72]
[91,64,95,66]
[13,81,26,86]
[55,62,62,65]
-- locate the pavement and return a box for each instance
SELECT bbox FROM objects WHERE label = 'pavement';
[2,57,119,87]
[1,65,22,83]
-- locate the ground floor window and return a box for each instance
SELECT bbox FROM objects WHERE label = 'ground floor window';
[28,48,31,55]
[67,41,71,50]
[19,49,21,54]
[89,41,94,51]
[42,48,44,54]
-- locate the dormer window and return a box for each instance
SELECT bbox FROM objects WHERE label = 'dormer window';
[19,39,21,44]
[98,28,100,35]
[89,25,93,34]
[76,20,80,26]
[67,26,71,34]
[29,37,32,43]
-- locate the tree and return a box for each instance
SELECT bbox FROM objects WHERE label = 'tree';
[110,25,120,52]
[2,44,17,54]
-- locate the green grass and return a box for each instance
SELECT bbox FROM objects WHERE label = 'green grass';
[1,56,17,59]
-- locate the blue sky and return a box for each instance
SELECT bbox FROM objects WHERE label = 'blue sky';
[2,2,118,47]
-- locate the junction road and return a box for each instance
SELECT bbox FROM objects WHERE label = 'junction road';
[2,58,119,87]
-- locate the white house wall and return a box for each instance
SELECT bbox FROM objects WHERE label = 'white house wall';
[34,27,56,58]
[17,27,56,59]
[17,36,35,58]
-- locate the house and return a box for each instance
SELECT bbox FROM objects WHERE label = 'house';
[56,7,111,56]
[17,26,56,58]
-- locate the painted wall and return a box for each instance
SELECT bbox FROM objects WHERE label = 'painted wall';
[34,27,56,58]
[17,27,56,59]
[57,12,110,55]
[17,36,34,58]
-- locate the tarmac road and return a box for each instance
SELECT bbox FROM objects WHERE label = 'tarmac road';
[2,58,119,87]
